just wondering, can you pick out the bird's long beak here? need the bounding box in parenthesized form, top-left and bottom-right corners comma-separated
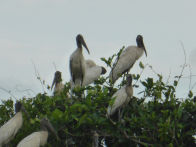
(143, 47, 147, 57)
(21, 106, 30, 120)
(51, 78, 56, 90)
(81, 38, 90, 54)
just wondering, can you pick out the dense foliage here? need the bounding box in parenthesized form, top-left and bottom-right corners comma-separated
(0, 49, 196, 147)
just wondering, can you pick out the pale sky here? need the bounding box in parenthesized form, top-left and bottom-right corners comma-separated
(0, 0, 196, 100)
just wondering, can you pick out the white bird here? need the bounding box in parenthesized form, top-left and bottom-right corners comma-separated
(51, 71, 64, 95)
(70, 60, 107, 88)
(82, 59, 107, 86)
(70, 34, 90, 87)
(0, 102, 29, 147)
(107, 74, 133, 119)
(17, 118, 58, 147)
(109, 35, 147, 83)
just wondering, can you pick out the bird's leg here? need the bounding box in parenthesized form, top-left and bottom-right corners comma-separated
(107, 113, 116, 125)
(120, 108, 125, 123)
(118, 109, 121, 122)
(118, 108, 125, 123)
(70, 88, 73, 98)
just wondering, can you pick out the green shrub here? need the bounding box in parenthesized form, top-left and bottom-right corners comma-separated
(0, 49, 195, 147)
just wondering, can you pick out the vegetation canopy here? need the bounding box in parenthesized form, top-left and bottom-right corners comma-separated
(0, 48, 195, 147)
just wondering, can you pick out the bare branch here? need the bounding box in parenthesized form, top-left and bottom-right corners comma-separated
(122, 131, 153, 146)
(31, 60, 45, 93)
(166, 68, 171, 85)
(188, 64, 192, 91)
(174, 41, 187, 90)
(133, 63, 148, 87)
(53, 62, 57, 71)
(0, 87, 17, 100)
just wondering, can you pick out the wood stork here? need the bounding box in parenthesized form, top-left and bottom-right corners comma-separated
(17, 118, 58, 147)
(109, 35, 147, 83)
(107, 74, 133, 119)
(0, 102, 29, 147)
(51, 71, 64, 95)
(82, 59, 106, 86)
(70, 59, 106, 88)
(70, 34, 90, 87)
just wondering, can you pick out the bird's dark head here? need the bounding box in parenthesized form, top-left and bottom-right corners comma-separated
(126, 74, 132, 86)
(41, 118, 59, 139)
(101, 67, 107, 75)
(15, 101, 22, 113)
(15, 101, 30, 118)
(76, 34, 90, 54)
(51, 71, 62, 89)
(136, 35, 147, 57)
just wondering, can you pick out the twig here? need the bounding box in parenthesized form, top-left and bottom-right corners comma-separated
(148, 64, 159, 75)
(133, 63, 148, 87)
(53, 62, 57, 71)
(174, 41, 187, 90)
(181, 75, 196, 78)
(188, 64, 192, 91)
(31, 60, 45, 93)
(0, 87, 17, 100)
(166, 68, 171, 85)
(110, 47, 124, 84)
(191, 82, 196, 91)
(14, 85, 36, 96)
(122, 131, 153, 146)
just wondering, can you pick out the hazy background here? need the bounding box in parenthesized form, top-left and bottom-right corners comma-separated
(0, 0, 196, 100)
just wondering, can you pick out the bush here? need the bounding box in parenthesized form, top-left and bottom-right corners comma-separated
(0, 49, 195, 147)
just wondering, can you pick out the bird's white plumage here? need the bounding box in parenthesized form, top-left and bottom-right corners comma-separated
(83, 66, 103, 86)
(85, 59, 96, 68)
(0, 112, 23, 146)
(70, 48, 86, 87)
(17, 131, 48, 147)
(53, 82, 64, 95)
(70, 59, 104, 87)
(107, 86, 133, 116)
(109, 46, 144, 83)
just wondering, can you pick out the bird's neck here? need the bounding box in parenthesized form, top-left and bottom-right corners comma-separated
(77, 41, 82, 49)
(137, 40, 145, 49)
(76, 47, 83, 53)
(39, 131, 49, 146)
(15, 111, 23, 117)
(126, 85, 133, 97)
(41, 125, 48, 131)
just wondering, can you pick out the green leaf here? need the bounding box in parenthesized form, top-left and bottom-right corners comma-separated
(174, 80, 178, 86)
(139, 61, 144, 69)
(188, 90, 193, 98)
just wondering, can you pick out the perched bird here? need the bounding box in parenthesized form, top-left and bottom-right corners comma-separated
(51, 71, 64, 95)
(70, 34, 90, 87)
(82, 59, 106, 86)
(109, 35, 147, 83)
(107, 74, 133, 119)
(17, 118, 58, 147)
(0, 102, 29, 147)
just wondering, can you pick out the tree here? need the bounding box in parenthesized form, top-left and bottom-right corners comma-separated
(0, 48, 195, 147)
